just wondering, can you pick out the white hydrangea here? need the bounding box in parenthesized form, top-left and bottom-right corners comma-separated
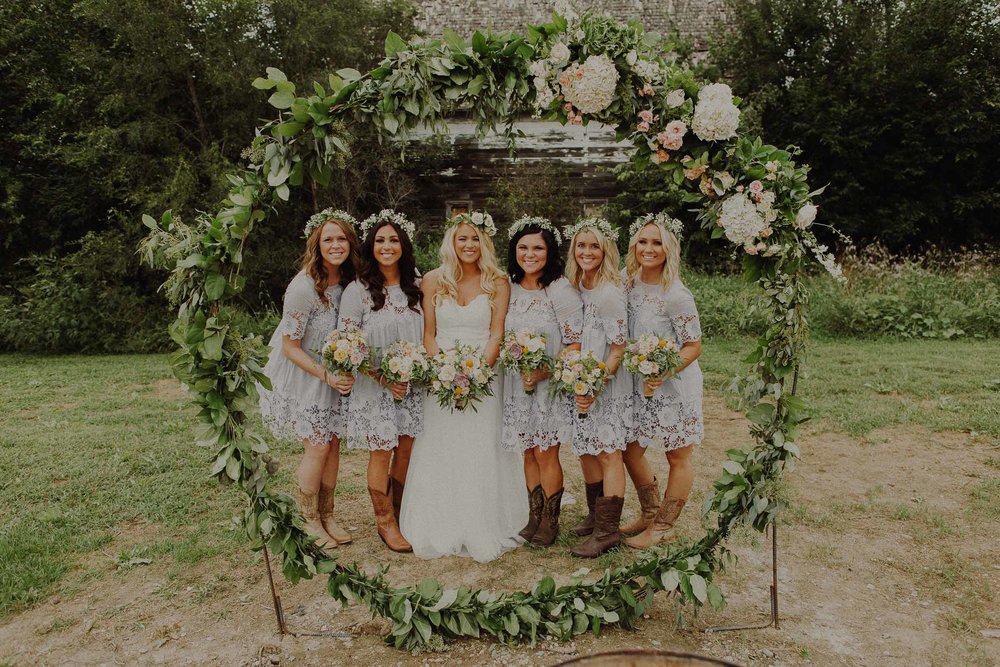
(718, 193, 767, 246)
(559, 54, 619, 114)
(632, 58, 663, 83)
(665, 88, 686, 107)
(529, 60, 550, 79)
(692, 83, 740, 141)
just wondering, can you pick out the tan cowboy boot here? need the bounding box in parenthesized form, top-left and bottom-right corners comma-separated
(624, 495, 686, 549)
(293, 486, 338, 550)
(621, 477, 660, 536)
(570, 481, 603, 536)
(389, 477, 405, 524)
(571, 495, 624, 558)
(518, 485, 544, 541)
(368, 483, 412, 553)
(529, 488, 563, 546)
(318, 485, 352, 545)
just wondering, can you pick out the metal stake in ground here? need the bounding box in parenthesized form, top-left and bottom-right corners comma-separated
(703, 518, 780, 633)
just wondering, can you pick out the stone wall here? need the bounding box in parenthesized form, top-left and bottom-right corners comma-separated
(415, 0, 727, 50)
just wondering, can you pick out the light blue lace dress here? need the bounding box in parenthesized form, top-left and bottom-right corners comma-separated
(338, 280, 424, 451)
(501, 277, 583, 452)
(572, 282, 632, 455)
(258, 271, 344, 444)
(626, 278, 704, 451)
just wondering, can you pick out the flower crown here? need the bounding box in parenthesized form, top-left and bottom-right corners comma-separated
(359, 209, 416, 239)
(629, 212, 684, 240)
(303, 208, 358, 238)
(447, 211, 497, 237)
(508, 215, 563, 246)
(564, 216, 620, 243)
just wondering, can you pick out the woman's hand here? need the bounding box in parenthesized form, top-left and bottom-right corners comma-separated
(575, 394, 596, 413)
(386, 380, 409, 401)
(520, 367, 550, 392)
(323, 371, 355, 396)
(643, 376, 665, 395)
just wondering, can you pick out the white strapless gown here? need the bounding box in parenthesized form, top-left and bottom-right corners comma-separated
(399, 295, 528, 562)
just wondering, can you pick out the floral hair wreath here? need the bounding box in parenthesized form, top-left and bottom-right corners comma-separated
(303, 208, 359, 238)
(447, 210, 498, 237)
(508, 215, 563, 246)
(359, 209, 416, 240)
(629, 212, 684, 240)
(564, 216, 620, 243)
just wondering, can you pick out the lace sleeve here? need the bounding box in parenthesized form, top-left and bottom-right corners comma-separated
(667, 283, 702, 344)
(276, 274, 317, 340)
(597, 285, 628, 346)
(337, 281, 366, 330)
(549, 278, 584, 345)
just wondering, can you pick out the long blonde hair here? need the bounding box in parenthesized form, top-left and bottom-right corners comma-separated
(301, 217, 360, 304)
(566, 226, 622, 289)
(435, 223, 504, 307)
(625, 221, 681, 289)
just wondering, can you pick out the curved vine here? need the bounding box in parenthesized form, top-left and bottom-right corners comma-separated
(140, 9, 838, 651)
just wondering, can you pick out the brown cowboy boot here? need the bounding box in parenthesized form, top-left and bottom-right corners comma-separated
(317, 485, 352, 545)
(389, 477, 405, 524)
(518, 485, 544, 541)
(293, 486, 338, 550)
(529, 488, 564, 546)
(571, 495, 624, 558)
(624, 495, 687, 549)
(570, 481, 603, 536)
(621, 478, 660, 536)
(368, 483, 412, 553)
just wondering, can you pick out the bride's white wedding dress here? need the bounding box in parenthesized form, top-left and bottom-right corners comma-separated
(400, 294, 528, 562)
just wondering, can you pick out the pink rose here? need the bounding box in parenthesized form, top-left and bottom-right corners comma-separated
(656, 149, 670, 162)
(749, 180, 764, 195)
(663, 136, 683, 151)
(760, 227, 773, 238)
(564, 103, 574, 112)
(638, 109, 655, 123)
(641, 82, 655, 97)
(744, 244, 758, 255)
(684, 165, 706, 180)
(637, 120, 650, 132)
(665, 120, 687, 138)
(656, 131, 670, 145)
(571, 115, 583, 125)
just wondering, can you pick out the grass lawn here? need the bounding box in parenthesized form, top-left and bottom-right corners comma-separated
(1, 339, 998, 619)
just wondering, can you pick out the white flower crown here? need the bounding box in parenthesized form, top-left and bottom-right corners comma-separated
(508, 215, 563, 246)
(564, 216, 620, 243)
(447, 211, 497, 237)
(303, 208, 359, 238)
(629, 212, 684, 240)
(359, 209, 416, 240)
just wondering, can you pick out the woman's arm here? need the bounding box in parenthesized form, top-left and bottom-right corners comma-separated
(483, 277, 510, 366)
(421, 270, 440, 356)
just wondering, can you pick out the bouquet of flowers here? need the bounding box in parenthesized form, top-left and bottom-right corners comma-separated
(428, 344, 495, 412)
(378, 340, 431, 402)
(550, 349, 609, 419)
(319, 327, 371, 397)
(498, 329, 552, 395)
(623, 334, 682, 398)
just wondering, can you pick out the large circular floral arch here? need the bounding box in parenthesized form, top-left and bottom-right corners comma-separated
(141, 10, 838, 651)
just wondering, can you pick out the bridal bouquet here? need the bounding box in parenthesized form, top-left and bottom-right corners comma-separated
(428, 344, 495, 412)
(378, 340, 431, 402)
(498, 329, 551, 395)
(623, 334, 682, 398)
(550, 349, 609, 419)
(319, 327, 371, 397)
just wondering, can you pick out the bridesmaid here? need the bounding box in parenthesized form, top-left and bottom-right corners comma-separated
(563, 217, 631, 558)
(621, 214, 704, 549)
(339, 210, 423, 553)
(258, 209, 360, 551)
(502, 216, 582, 547)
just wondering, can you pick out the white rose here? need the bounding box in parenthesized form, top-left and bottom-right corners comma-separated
(665, 88, 686, 107)
(549, 42, 571, 64)
(626, 50, 637, 66)
(529, 60, 550, 79)
(471, 211, 484, 224)
(560, 370, 575, 384)
(794, 203, 818, 229)
(438, 365, 457, 382)
(638, 360, 658, 376)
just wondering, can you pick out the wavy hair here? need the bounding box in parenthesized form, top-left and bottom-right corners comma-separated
(625, 221, 681, 289)
(565, 225, 622, 290)
(435, 224, 504, 308)
(300, 216, 360, 305)
(358, 221, 422, 312)
(507, 225, 565, 288)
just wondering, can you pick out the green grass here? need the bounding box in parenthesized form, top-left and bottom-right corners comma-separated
(1, 338, 998, 618)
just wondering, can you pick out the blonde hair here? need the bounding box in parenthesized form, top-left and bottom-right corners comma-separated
(566, 226, 622, 289)
(301, 217, 360, 304)
(625, 221, 681, 289)
(435, 223, 504, 307)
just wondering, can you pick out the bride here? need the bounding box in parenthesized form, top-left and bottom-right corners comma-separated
(399, 213, 528, 562)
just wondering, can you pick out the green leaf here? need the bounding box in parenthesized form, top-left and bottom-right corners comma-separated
(534, 576, 555, 598)
(274, 121, 305, 137)
(384, 31, 407, 57)
(471, 31, 488, 54)
(336, 68, 363, 82)
(689, 574, 708, 603)
(383, 114, 399, 135)
(204, 273, 227, 301)
(430, 588, 458, 611)
(416, 578, 440, 600)
(707, 584, 726, 609)
(443, 28, 466, 52)
(202, 333, 223, 360)
(747, 402, 776, 425)
(265, 67, 287, 82)
(660, 569, 680, 591)
(268, 90, 295, 109)
(467, 75, 485, 95)
(252, 77, 275, 90)
(142, 214, 158, 230)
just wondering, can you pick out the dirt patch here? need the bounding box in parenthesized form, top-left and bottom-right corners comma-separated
(149, 379, 187, 401)
(2, 397, 999, 667)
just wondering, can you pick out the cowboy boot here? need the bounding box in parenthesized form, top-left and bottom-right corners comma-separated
(389, 477, 404, 524)
(571, 495, 624, 558)
(529, 488, 564, 546)
(318, 485, 352, 545)
(518, 485, 544, 541)
(570, 481, 603, 536)
(368, 483, 412, 553)
(621, 477, 660, 536)
(293, 486, 338, 550)
(624, 495, 687, 549)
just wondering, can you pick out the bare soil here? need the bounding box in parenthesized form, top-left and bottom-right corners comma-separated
(2, 397, 998, 667)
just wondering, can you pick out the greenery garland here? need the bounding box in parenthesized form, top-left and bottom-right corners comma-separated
(140, 9, 837, 651)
